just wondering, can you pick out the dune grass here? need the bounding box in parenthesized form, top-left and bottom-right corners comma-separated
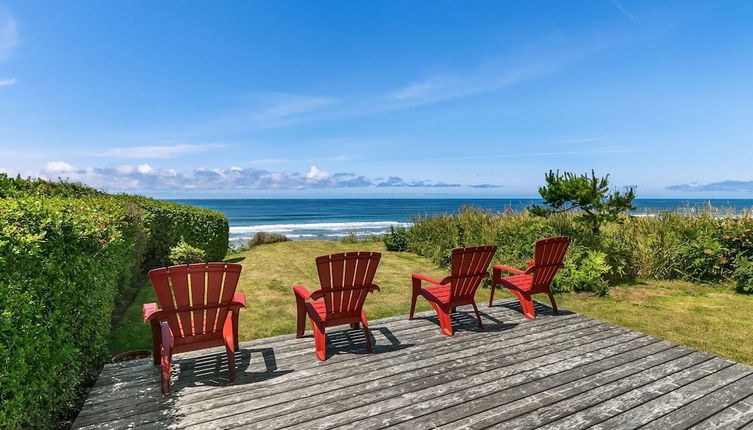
(109, 241, 753, 365)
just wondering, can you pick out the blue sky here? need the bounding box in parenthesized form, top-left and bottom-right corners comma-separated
(1, 1, 752, 198)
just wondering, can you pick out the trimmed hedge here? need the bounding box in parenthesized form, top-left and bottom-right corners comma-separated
(0, 175, 228, 429)
(123, 196, 228, 267)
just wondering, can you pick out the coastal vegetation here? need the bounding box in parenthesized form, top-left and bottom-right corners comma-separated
(0, 175, 228, 429)
(386, 170, 752, 297)
(110, 241, 753, 366)
(528, 169, 636, 234)
(389, 206, 753, 296)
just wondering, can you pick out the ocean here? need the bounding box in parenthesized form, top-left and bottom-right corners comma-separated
(173, 198, 753, 244)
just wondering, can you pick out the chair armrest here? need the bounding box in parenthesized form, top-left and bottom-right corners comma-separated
(293, 285, 313, 300)
(411, 273, 443, 285)
(232, 292, 246, 307)
(293, 285, 324, 301)
(493, 265, 526, 275)
(143, 302, 161, 322)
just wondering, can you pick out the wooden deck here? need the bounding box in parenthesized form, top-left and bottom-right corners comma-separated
(73, 299, 753, 429)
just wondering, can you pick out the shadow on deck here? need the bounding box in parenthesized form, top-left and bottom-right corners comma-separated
(73, 299, 753, 429)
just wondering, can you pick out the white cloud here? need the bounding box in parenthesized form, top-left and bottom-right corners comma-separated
(305, 165, 330, 180)
(18, 162, 496, 191)
(94, 143, 226, 159)
(0, 77, 15, 87)
(44, 161, 75, 173)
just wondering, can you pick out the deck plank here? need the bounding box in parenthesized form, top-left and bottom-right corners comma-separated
(71, 299, 753, 430)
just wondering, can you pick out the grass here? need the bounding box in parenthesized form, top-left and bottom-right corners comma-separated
(109, 241, 753, 365)
(558, 280, 753, 365)
(108, 241, 453, 352)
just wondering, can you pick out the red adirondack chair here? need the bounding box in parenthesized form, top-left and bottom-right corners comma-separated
(294, 252, 381, 361)
(489, 236, 571, 319)
(143, 262, 245, 395)
(409, 245, 497, 336)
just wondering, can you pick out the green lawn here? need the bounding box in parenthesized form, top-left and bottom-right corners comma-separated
(109, 241, 753, 365)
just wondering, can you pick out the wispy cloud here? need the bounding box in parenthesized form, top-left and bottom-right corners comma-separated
(15, 162, 496, 191)
(468, 184, 503, 189)
(93, 143, 227, 159)
(250, 92, 337, 126)
(0, 77, 15, 87)
(399, 147, 644, 163)
(609, 0, 635, 21)
(204, 92, 339, 131)
(0, 16, 18, 61)
(176, 35, 605, 134)
(667, 180, 753, 192)
(374, 176, 461, 188)
(555, 137, 601, 144)
(379, 38, 601, 111)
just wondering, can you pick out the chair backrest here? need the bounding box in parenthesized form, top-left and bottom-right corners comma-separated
(448, 245, 497, 300)
(530, 236, 571, 289)
(315, 252, 381, 318)
(148, 262, 242, 339)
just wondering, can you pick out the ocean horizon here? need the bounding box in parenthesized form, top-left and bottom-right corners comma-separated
(173, 198, 753, 243)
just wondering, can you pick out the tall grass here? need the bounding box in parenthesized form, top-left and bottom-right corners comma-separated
(388, 206, 753, 294)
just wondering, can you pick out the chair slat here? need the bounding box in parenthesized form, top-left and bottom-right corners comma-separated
(449, 245, 496, 300)
(168, 266, 192, 337)
(189, 263, 207, 334)
(205, 263, 226, 333)
(314, 252, 381, 317)
(330, 254, 345, 312)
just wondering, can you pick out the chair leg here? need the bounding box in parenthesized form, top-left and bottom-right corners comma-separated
(159, 322, 174, 396)
(409, 277, 420, 320)
(471, 302, 484, 328)
(232, 310, 240, 350)
(150, 320, 161, 366)
(430, 302, 453, 336)
(222, 315, 237, 382)
(488, 281, 497, 307)
(295, 296, 307, 338)
(160, 345, 172, 396)
(312, 320, 327, 361)
(515, 291, 536, 320)
(547, 290, 559, 315)
(361, 312, 372, 353)
(226, 344, 236, 382)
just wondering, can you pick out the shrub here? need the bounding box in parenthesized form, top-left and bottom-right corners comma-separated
(123, 196, 228, 267)
(402, 205, 753, 294)
(248, 232, 290, 247)
(168, 240, 207, 264)
(553, 249, 611, 295)
(0, 196, 142, 428)
(0, 174, 229, 428)
(734, 259, 753, 294)
(383, 225, 410, 251)
(340, 229, 359, 244)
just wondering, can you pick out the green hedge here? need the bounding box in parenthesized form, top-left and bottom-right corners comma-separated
(0, 175, 228, 428)
(0, 196, 144, 428)
(123, 196, 228, 267)
(388, 207, 753, 295)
